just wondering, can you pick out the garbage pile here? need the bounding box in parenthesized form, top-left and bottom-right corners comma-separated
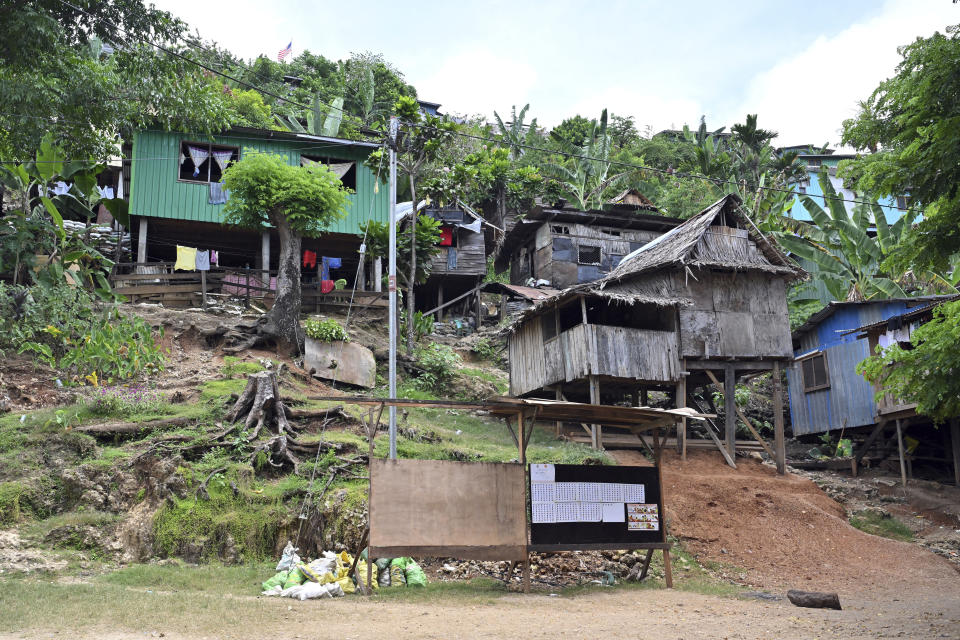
(261, 542, 427, 601)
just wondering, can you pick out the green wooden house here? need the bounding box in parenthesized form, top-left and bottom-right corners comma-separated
(128, 126, 387, 287)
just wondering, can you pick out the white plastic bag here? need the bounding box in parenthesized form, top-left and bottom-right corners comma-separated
(280, 584, 306, 599)
(260, 585, 283, 597)
(296, 582, 344, 600)
(276, 541, 301, 572)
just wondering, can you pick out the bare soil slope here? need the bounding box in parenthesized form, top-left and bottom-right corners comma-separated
(611, 448, 959, 596)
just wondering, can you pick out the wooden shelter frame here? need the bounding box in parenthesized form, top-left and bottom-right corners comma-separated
(310, 394, 711, 592)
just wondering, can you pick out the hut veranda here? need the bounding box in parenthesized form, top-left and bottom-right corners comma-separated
(506, 194, 805, 471)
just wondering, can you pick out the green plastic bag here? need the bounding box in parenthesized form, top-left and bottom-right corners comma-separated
(283, 566, 306, 589)
(262, 570, 288, 591)
(404, 560, 427, 587)
(375, 558, 393, 587)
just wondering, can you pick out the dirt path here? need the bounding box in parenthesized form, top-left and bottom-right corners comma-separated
(2, 586, 958, 640)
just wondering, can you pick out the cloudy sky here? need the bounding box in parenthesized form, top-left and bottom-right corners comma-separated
(154, 0, 953, 147)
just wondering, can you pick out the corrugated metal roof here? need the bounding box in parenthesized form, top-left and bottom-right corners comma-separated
(481, 282, 559, 301)
(792, 295, 957, 338)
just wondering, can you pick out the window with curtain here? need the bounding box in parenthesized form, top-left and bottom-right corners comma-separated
(301, 155, 356, 190)
(179, 142, 239, 183)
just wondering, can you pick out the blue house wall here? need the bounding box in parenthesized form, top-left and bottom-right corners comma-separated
(789, 158, 902, 224)
(787, 300, 913, 436)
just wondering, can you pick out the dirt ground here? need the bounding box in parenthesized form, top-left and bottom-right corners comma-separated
(1, 584, 959, 640)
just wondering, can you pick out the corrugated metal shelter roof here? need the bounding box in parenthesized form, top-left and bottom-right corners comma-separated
(793, 295, 957, 339)
(481, 282, 560, 301)
(840, 295, 959, 337)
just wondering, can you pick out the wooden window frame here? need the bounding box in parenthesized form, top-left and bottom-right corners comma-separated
(577, 243, 602, 266)
(799, 351, 830, 392)
(177, 141, 240, 185)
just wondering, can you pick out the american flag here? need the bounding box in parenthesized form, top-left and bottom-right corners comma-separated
(277, 41, 292, 62)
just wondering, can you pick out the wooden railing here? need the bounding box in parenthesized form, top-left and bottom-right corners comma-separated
(108, 262, 386, 311)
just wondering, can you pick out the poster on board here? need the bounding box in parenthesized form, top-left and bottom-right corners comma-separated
(529, 464, 664, 548)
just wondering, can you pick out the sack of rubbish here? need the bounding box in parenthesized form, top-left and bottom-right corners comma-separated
(375, 558, 392, 587)
(282, 566, 307, 590)
(295, 582, 344, 600)
(261, 585, 283, 597)
(261, 570, 289, 592)
(276, 541, 301, 572)
(389, 557, 408, 586)
(353, 560, 379, 591)
(404, 560, 428, 587)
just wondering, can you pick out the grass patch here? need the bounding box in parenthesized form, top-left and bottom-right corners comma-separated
(373, 577, 508, 603)
(850, 510, 914, 542)
(220, 356, 266, 379)
(100, 561, 274, 596)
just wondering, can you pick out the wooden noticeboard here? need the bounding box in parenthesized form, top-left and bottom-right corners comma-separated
(528, 463, 665, 551)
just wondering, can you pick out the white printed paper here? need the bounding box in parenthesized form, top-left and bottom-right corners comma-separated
(601, 503, 625, 522)
(578, 502, 602, 522)
(532, 502, 556, 523)
(530, 463, 555, 483)
(555, 502, 580, 522)
(554, 482, 580, 502)
(599, 483, 624, 502)
(579, 482, 601, 502)
(623, 483, 645, 503)
(531, 482, 555, 503)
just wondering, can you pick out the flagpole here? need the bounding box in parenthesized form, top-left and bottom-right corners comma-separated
(387, 117, 398, 460)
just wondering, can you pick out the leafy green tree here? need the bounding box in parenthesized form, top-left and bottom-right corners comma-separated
(551, 115, 594, 147)
(608, 114, 639, 149)
(227, 89, 275, 129)
(0, 1, 234, 161)
(775, 172, 955, 302)
(390, 96, 458, 352)
(360, 214, 442, 292)
(858, 299, 960, 423)
(222, 152, 350, 348)
(840, 25, 960, 273)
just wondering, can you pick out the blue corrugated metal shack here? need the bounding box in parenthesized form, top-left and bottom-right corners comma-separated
(788, 297, 948, 436)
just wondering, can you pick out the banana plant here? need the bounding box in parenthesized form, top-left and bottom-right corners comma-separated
(493, 103, 537, 160)
(275, 94, 344, 137)
(545, 109, 629, 210)
(775, 172, 956, 302)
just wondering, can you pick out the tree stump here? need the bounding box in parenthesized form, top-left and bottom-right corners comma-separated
(226, 371, 300, 472)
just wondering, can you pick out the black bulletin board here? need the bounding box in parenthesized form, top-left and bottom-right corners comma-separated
(528, 464, 665, 550)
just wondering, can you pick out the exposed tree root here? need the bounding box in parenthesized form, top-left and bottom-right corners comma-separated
(77, 416, 193, 436)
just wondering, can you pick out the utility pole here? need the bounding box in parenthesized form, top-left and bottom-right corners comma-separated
(388, 116, 399, 459)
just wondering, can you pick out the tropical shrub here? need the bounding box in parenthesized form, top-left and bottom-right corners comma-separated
(89, 385, 167, 417)
(303, 317, 349, 342)
(412, 343, 461, 391)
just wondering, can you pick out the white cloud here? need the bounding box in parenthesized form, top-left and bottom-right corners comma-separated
(411, 48, 539, 120)
(724, 0, 950, 147)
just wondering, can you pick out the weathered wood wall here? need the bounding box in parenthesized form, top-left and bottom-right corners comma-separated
(509, 318, 680, 396)
(429, 228, 486, 277)
(509, 223, 663, 288)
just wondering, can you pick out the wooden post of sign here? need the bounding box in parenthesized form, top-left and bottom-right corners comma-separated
(896, 420, 908, 487)
(651, 427, 673, 588)
(724, 365, 736, 458)
(773, 361, 786, 475)
(518, 410, 531, 594)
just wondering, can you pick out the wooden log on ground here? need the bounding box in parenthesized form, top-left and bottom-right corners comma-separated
(786, 590, 842, 610)
(77, 416, 192, 435)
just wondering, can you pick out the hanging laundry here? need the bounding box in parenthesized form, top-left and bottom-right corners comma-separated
(303, 250, 317, 269)
(210, 250, 218, 265)
(209, 182, 229, 205)
(195, 250, 210, 271)
(175, 246, 197, 271)
(320, 256, 342, 280)
(439, 226, 454, 246)
(320, 280, 335, 294)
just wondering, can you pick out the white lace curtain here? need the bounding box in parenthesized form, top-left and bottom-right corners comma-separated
(211, 149, 234, 174)
(186, 145, 210, 177)
(301, 157, 354, 179)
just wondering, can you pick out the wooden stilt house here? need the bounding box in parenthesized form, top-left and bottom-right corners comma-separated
(506, 194, 804, 471)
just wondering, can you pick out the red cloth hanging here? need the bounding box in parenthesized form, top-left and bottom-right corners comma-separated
(439, 226, 454, 246)
(320, 279, 335, 294)
(303, 250, 317, 268)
